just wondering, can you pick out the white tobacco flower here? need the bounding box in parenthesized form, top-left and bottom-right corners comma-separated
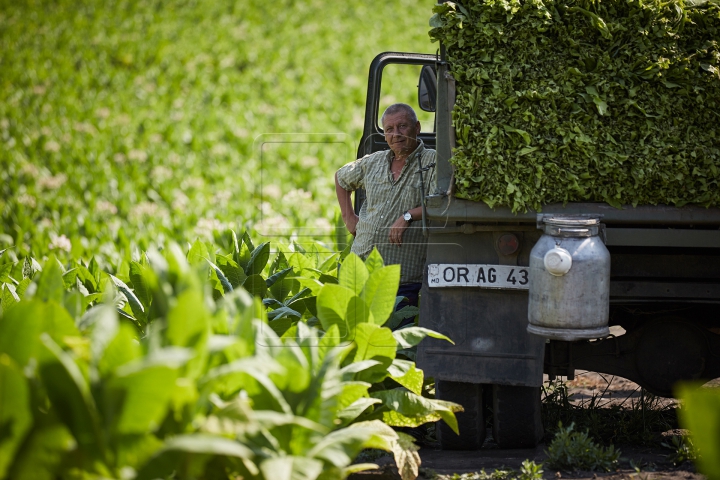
(129, 201, 161, 219)
(151, 166, 173, 183)
(171, 190, 189, 211)
(49, 234, 72, 252)
(20, 163, 39, 176)
(182, 177, 205, 190)
(313, 217, 332, 230)
(38, 173, 68, 190)
(43, 140, 61, 152)
(96, 200, 118, 215)
(285, 188, 312, 204)
(262, 184, 282, 199)
(17, 193, 36, 208)
(194, 218, 224, 240)
(300, 156, 319, 168)
(213, 190, 232, 204)
(167, 152, 181, 165)
(255, 215, 290, 232)
(127, 149, 148, 162)
(210, 143, 229, 156)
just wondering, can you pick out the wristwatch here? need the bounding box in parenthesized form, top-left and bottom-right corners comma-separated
(403, 211, 413, 223)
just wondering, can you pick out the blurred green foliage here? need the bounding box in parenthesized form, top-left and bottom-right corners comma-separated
(677, 383, 720, 478)
(0, 0, 434, 263)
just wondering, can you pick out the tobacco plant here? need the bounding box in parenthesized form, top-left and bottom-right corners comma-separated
(0, 235, 460, 480)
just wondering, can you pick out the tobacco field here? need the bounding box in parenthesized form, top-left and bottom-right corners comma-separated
(0, 0, 434, 263)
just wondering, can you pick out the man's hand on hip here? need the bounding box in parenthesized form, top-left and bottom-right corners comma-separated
(389, 215, 411, 245)
(344, 213, 360, 236)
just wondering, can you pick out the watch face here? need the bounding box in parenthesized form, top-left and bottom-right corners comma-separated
(404, 212, 412, 221)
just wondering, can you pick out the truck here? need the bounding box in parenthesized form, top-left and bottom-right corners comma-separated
(354, 49, 720, 449)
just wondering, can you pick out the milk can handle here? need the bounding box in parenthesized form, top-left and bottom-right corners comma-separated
(557, 227, 589, 234)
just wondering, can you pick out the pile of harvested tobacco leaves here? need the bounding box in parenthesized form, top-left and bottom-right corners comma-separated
(430, 0, 720, 212)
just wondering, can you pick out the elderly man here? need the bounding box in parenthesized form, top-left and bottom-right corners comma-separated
(335, 103, 436, 314)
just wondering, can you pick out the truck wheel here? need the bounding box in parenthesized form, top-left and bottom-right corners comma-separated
(492, 384, 543, 449)
(435, 380, 486, 450)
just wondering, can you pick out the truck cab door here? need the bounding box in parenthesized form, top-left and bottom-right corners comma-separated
(354, 52, 438, 213)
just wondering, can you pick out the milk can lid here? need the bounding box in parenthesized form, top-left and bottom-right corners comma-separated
(542, 215, 602, 227)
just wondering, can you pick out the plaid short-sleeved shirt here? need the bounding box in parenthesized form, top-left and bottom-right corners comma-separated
(336, 142, 437, 284)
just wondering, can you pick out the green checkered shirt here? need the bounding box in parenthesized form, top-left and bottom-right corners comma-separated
(336, 142, 437, 284)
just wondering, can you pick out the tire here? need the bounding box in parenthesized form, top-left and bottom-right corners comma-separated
(492, 384, 543, 449)
(435, 380, 486, 450)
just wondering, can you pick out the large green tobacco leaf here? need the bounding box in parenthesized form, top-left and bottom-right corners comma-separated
(201, 356, 292, 414)
(337, 398, 382, 425)
(393, 327, 454, 349)
(136, 434, 257, 480)
(243, 274, 269, 298)
(0, 261, 14, 284)
(316, 284, 355, 338)
(110, 274, 146, 323)
(1, 283, 20, 311)
(86, 304, 119, 363)
(259, 456, 323, 480)
(371, 389, 462, 434)
(338, 254, 368, 295)
(0, 299, 79, 367)
(246, 243, 271, 276)
(0, 355, 32, 478)
(108, 363, 182, 434)
(38, 334, 107, 464)
(351, 323, 396, 384)
(35, 256, 65, 304)
(97, 322, 142, 377)
(306, 425, 385, 469)
(361, 264, 401, 327)
(128, 261, 153, 311)
(387, 359, 424, 395)
(166, 289, 209, 348)
(216, 254, 248, 289)
(5, 411, 76, 480)
(431, 0, 720, 211)
(363, 249, 385, 275)
(336, 382, 372, 411)
(327, 420, 420, 480)
(187, 239, 212, 266)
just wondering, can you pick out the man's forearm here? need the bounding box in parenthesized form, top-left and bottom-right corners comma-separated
(335, 172, 355, 219)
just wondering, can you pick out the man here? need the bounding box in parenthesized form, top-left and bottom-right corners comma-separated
(335, 103, 436, 314)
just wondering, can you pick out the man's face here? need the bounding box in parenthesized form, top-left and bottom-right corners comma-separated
(382, 111, 421, 158)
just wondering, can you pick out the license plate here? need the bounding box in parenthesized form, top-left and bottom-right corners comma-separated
(428, 264, 530, 290)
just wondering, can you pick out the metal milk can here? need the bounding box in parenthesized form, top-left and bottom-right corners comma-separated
(527, 214, 611, 341)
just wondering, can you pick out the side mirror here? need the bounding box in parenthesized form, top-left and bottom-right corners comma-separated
(418, 65, 437, 112)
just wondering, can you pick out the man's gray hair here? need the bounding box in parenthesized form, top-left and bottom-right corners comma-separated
(381, 103, 418, 127)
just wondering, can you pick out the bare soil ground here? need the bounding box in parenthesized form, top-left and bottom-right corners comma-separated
(352, 370, 715, 480)
(354, 440, 703, 480)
